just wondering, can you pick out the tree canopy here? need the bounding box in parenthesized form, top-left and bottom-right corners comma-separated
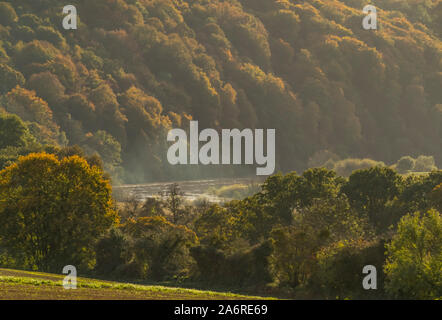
(0, 0, 439, 182)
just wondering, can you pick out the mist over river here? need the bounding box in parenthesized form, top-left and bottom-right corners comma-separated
(113, 178, 263, 203)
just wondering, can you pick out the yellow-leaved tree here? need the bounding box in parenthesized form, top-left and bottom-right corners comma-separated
(0, 153, 119, 272)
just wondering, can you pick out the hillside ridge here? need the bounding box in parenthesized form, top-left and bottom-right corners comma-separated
(0, 0, 440, 182)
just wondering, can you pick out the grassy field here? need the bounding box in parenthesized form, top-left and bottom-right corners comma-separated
(0, 268, 274, 300)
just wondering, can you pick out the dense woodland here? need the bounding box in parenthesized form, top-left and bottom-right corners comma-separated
(0, 0, 440, 182)
(0, 152, 440, 299)
(0, 0, 441, 300)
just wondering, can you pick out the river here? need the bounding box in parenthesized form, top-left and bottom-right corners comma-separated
(113, 177, 263, 203)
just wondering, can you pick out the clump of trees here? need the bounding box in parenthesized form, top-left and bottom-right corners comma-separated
(310, 155, 439, 177)
(95, 216, 198, 281)
(394, 155, 438, 174)
(100, 166, 441, 299)
(0, 154, 440, 298)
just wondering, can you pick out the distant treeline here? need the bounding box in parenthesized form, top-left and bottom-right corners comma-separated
(0, 0, 441, 182)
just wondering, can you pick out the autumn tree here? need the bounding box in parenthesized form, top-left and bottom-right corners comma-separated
(0, 153, 118, 272)
(27, 71, 66, 106)
(4, 86, 63, 145)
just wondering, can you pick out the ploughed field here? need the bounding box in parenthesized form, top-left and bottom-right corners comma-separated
(0, 268, 273, 300)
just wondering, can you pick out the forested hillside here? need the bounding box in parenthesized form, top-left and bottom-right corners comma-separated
(0, 0, 441, 183)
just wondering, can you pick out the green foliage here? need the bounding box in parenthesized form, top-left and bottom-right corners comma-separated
(312, 239, 386, 299)
(35, 26, 64, 47)
(0, 160, 441, 299)
(342, 167, 403, 231)
(194, 204, 240, 251)
(0, 64, 25, 94)
(431, 184, 442, 211)
(269, 195, 371, 292)
(4, 86, 63, 145)
(397, 170, 442, 214)
(95, 228, 132, 277)
(190, 241, 272, 288)
(269, 224, 319, 290)
(0, 142, 50, 171)
(0, 112, 33, 149)
(384, 209, 442, 299)
(81, 49, 104, 70)
(82, 130, 122, 167)
(296, 168, 343, 207)
(122, 216, 198, 280)
(0, 0, 440, 299)
(294, 196, 372, 245)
